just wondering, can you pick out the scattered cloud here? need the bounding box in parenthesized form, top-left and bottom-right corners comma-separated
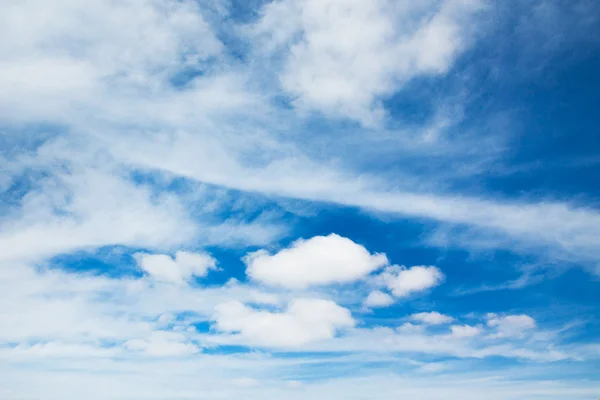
(364, 290, 395, 308)
(212, 298, 355, 347)
(411, 311, 454, 325)
(397, 322, 426, 334)
(487, 314, 536, 338)
(450, 324, 482, 338)
(245, 234, 388, 289)
(0, 169, 197, 265)
(134, 251, 217, 285)
(251, 0, 484, 125)
(378, 265, 444, 297)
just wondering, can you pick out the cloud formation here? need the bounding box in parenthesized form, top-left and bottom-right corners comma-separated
(410, 311, 454, 325)
(378, 265, 445, 297)
(364, 290, 395, 308)
(1, 0, 599, 398)
(245, 234, 388, 288)
(213, 298, 355, 347)
(252, 0, 484, 125)
(134, 251, 217, 284)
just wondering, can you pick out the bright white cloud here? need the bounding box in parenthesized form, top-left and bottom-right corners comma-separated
(378, 265, 444, 297)
(0, 169, 197, 265)
(244, 234, 388, 289)
(252, 0, 484, 125)
(487, 314, 536, 338)
(450, 324, 482, 338)
(364, 290, 395, 308)
(134, 251, 217, 284)
(411, 311, 454, 325)
(212, 298, 355, 347)
(0, 0, 223, 123)
(115, 135, 600, 269)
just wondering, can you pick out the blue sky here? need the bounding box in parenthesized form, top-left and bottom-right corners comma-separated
(1, 0, 599, 399)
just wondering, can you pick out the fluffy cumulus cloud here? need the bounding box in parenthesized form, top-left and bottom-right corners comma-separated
(134, 251, 217, 284)
(251, 0, 484, 125)
(244, 234, 388, 289)
(378, 265, 444, 297)
(364, 290, 395, 308)
(212, 298, 355, 347)
(411, 311, 454, 325)
(397, 322, 426, 334)
(450, 324, 482, 338)
(487, 314, 536, 338)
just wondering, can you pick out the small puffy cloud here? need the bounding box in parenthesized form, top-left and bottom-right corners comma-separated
(397, 322, 426, 334)
(378, 265, 444, 297)
(410, 311, 454, 325)
(487, 314, 536, 338)
(450, 324, 481, 338)
(213, 298, 355, 348)
(134, 251, 217, 284)
(244, 234, 388, 289)
(364, 290, 395, 308)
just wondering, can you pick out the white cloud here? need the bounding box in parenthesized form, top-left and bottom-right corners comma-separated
(0, 260, 286, 345)
(0, 1, 597, 398)
(0, 350, 597, 400)
(487, 314, 536, 338)
(244, 234, 388, 289)
(0, 256, 580, 374)
(378, 265, 444, 297)
(1, 0, 599, 272)
(134, 251, 217, 285)
(450, 324, 481, 338)
(124, 331, 199, 357)
(0, 0, 223, 123)
(0, 169, 197, 265)
(411, 311, 454, 325)
(115, 134, 600, 270)
(251, 0, 484, 125)
(364, 290, 395, 308)
(212, 298, 355, 347)
(397, 322, 426, 334)
(305, 324, 571, 362)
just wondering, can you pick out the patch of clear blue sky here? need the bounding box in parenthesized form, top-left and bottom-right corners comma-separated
(384, 0, 600, 201)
